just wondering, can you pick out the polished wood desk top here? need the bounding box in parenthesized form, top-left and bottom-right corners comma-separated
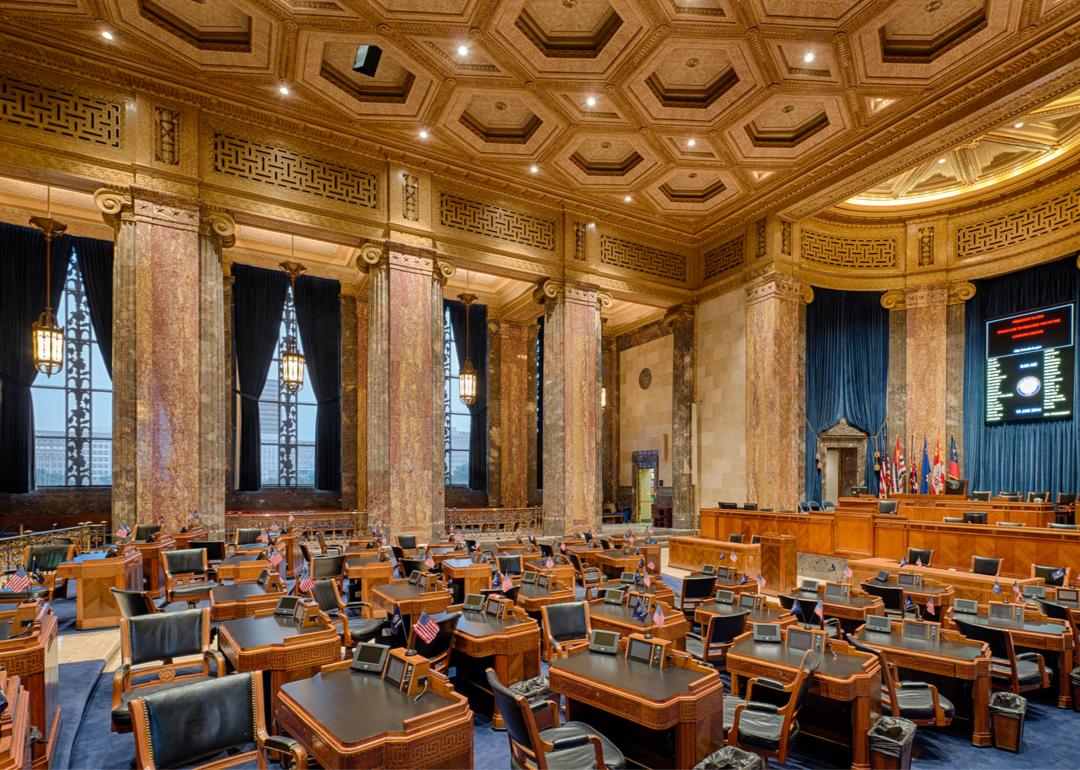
(210, 582, 282, 621)
(694, 601, 793, 627)
(849, 558, 1040, 603)
(551, 651, 713, 703)
(667, 537, 762, 577)
(449, 609, 533, 638)
(514, 582, 576, 612)
(211, 582, 271, 601)
(854, 625, 988, 662)
(947, 608, 1069, 638)
(599, 578, 675, 605)
(861, 577, 953, 596)
(728, 634, 875, 679)
(440, 558, 490, 573)
(588, 600, 689, 650)
(219, 613, 333, 649)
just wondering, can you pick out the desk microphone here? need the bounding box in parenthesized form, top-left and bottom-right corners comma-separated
(412, 680, 429, 702)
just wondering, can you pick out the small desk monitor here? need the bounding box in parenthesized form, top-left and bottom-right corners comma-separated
(629, 593, 652, 613)
(274, 596, 300, 616)
(1057, 588, 1079, 604)
(876, 570, 891, 583)
(738, 593, 760, 611)
(824, 583, 849, 602)
(463, 594, 484, 613)
(799, 579, 819, 593)
(619, 571, 637, 584)
(537, 575, 550, 589)
(715, 589, 735, 605)
(701, 564, 716, 576)
(603, 588, 625, 605)
(383, 655, 406, 689)
(785, 627, 824, 655)
(954, 598, 979, 615)
(1022, 585, 1046, 600)
(989, 602, 1022, 625)
(865, 615, 892, 633)
(408, 570, 422, 585)
(522, 571, 538, 585)
(752, 622, 782, 643)
(351, 642, 389, 674)
(588, 630, 620, 655)
(897, 572, 923, 589)
(626, 637, 654, 664)
(902, 620, 938, 643)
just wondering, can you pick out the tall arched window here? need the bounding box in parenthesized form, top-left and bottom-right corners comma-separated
(444, 305, 471, 486)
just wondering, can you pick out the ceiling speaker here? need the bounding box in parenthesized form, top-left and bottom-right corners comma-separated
(353, 45, 382, 77)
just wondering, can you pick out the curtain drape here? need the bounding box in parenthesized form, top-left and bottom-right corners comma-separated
(446, 298, 489, 491)
(805, 288, 890, 502)
(293, 274, 342, 492)
(70, 235, 114, 377)
(963, 254, 1079, 498)
(536, 314, 544, 490)
(0, 222, 69, 493)
(232, 264, 288, 491)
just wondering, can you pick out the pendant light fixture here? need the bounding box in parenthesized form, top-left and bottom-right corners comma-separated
(279, 240, 306, 393)
(457, 272, 478, 407)
(30, 187, 67, 376)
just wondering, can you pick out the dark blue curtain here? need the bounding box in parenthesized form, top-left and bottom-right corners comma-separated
(446, 298, 488, 491)
(805, 288, 889, 502)
(963, 255, 1079, 498)
(294, 274, 341, 492)
(71, 235, 114, 377)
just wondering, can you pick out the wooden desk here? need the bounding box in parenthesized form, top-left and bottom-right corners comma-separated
(609, 539, 661, 575)
(668, 537, 762, 579)
(122, 538, 175, 598)
(792, 589, 883, 626)
(860, 577, 955, 622)
(429, 547, 468, 567)
(215, 553, 271, 583)
(598, 578, 675, 608)
(849, 558, 1040, 604)
(440, 558, 492, 604)
(523, 558, 576, 588)
(167, 528, 209, 549)
(548, 648, 724, 768)
(446, 608, 541, 730)
(727, 634, 880, 770)
(700, 508, 835, 555)
(0, 603, 59, 768)
(54, 549, 142, 629)
(274, 531, 301, 578)
(588, 550, 645, 578)
(514, 581, 576, 614)
(694, 601, 794, 630)
(853, 621, 991, 745)
(840, 495, 1056, 528)
(217, 613, 340, 727)
(0, 670, 31, 770)
(209, 583, 283, 621)
(494, 541, 536, 555)
(344, 556, 394, 604)
(275, 665, 472, 768)
(946, 608, 1075, 708)
(588, 600, 688, 651)
(371, 581, 451, 623)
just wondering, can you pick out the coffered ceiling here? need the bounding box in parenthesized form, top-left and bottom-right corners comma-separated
(1, 0, 1079, 239)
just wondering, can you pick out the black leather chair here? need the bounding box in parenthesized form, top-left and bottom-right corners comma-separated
(778, 594, 840, 637)
(135, 524, 162, 541)
(112, 608, 224, 732)
(110, 587, 158, 618)
(1032, 564, 1070, 587)
(1027, 491, 1050, 503)
(487, 668, 625, 770)
(499, 555, 524, 575)
(1034, 597, 1071, 622)
(686, 611, 747, 670)
(728, 534, 744, 543)
(953, 617, 1051, 695)
(541, 602, 590, 660)
(970, 490, 991, 501)
(963, 511, 988, 524)
(878, 501, 899, 514)
(971, 556, 1001, 576)
(234, 528, 262, 549)
(906, 548, 933, 567)
(1055, 492, 1077, 524)
(310, 554, 345, 586)
(568, 553, 602, 600)
(397, 557, 424, 579)
(998, 493, 1020, 502)
(847, 635, 953, 727)
(163, 548, 217, 607)
(128, 672, 306, 770)
(750, 535, 761, 544)
(189, 539, 226, 563)
(674, 575, 717, 615)
(726, 657, 815, 765)
(397, 534, 418, 550)
(860, 582, 919, 620)
(742, 503, 758, 511)
(408, 611, 460, 672)
(22, 543, 76, 600)
(307, 579, 385, 648)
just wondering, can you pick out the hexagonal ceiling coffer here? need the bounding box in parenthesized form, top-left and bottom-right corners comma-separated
(745, 108, 830, 148)
(319, 42, 415, 104)
(515, 0, 623, 59)
(659, 176, 726, 203)
(459, 96, 543, 144)
(555, 134, 657, 186)
(645, 65, 738, 109)
(569, 143, 644, 176)
(880, 0, 988, 63)
(138, 0, 252, 52)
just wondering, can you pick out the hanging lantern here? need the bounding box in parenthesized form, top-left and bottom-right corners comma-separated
(458, 292, 478, 407)
(30, 213, 67, 376)
(279, 255, 306, 393)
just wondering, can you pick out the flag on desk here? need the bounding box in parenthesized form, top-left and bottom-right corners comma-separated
(756, 574, 765, 590)
(647, 560, 655, 571)
(501, 572, 514, 593)
(1053, 568, 1066, 582)
(492, 571, 502, 589)
(288, 514, 295, 523)
(257, 529, 268, 543)
(843, 565, 852, 580)
(791, 598, 802, 619)
(925, 596, 935, 616)
(390, 607, 404, 634)
(905, 596, 915, 613)
(115, 523, 131, 539)
(638, 557, 645, 571)
(813, 600, 824, 621)
(424, 551, 435, 569)
(730, 551, 738, 563)
(267, 548, 283, 567)
(632, 599, 649, 622)
(643, 573, 652, 588)
(545, 557, 555, 569)
(899, 557, 908, 567)
(915, 558, 923, 568)
(415, 611, 439, 644)
(652, 603, 665, 627)
(992, 580, 1002, 596)
(4, 568, 29, 593)
(298, 566, 314, 594)
(560, 542, 567, 553)
(1013, 580, 1022, 603)
(948, 434, 961, 481)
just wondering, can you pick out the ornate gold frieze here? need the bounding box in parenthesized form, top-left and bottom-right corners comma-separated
(438, 192, 556, 252)
(154, 107, 180, 166)
(402, 173, 420, 222)
(0, 76, 123, 149)
(800, 228, 898, 269)
(703, 235, 744, 280)
(598, 234, 686, 282)
(955, 186, 1080, 260)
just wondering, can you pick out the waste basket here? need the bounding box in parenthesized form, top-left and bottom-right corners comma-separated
(868, 716, 916, 770)
(693, 746, 764, 770)
(989, 691, 1027, 752)
(1070, 666, 1080, 713)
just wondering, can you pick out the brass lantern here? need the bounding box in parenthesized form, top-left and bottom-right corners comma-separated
(280, 255, 306, 394)
(30, 212, 67, 376)
(457, 292, 478, 407)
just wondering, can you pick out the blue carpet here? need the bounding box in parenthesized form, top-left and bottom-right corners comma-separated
(52, 660, 105, 770)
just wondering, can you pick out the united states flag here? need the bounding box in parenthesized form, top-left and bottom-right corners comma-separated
(5, 568, 29, 593)
(267, 548, 283, 567)
(415, 611, 439, 644)
(756, 574, 767, 590)
(501, 572, 513, 592)
(652, 603, 665, 627)
(257, 530, 268, 543)
(115, 523, 131, 539)
(643, 573, 651, 588)
(298, 567, 314, 594)
(814, 600, 824, 621)
(424, 552, 435, 569)
(647, 560, 655, 571)
(560, 542, 566, 553)
(925, 596, 935, 615)
(545, 557, 555, 569)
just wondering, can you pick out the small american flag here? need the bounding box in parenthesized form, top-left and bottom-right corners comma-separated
(647, 560, 655, 571)
(814, 600, 824, 620)
(925, 596, 935, 615)
(501, 572, 513, 592)
(415, 611, 439, 644)
(652, 603, 665, 627)
(730, 551, 737, 563)
(267, 548, 283, 567)
(756, 574, 766, 590)
(1013, 580, 1022, 602)
(424, 552, 435, 569)
(298, 567, 314, 594)
(560, 542, 566, 553)
(643, 573, 651, 587)
(843, 565, 852, 580)
(545, 557, 555, 569)
(257, 530, 268, 543)
(5, 568, 29, 593)
(115, 523, 131, 539)
(915, 558, 923, 568)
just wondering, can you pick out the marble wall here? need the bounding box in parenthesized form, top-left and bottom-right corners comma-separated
(904, 285, 949, 449)
(618, 334, 674, 488)
(695, 289, 747, 511)
(497, 321, 530, 507)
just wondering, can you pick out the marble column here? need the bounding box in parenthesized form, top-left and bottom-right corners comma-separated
(487, 321, 503, 507)
(601, 331, 618, 505)
(745, 273, 808, 511)
(668, 305, 696, 529)
(364, 242, 451, 542)
(94, 188, 203, 532)
(498, 321, 530, 508)
(526, 321, 541, 507)
(539, 280, 602, 535)
(355, 292, 369, 523)
(340, 286, 360, 512)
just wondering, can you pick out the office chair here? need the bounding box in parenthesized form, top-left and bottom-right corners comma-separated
(822, 501, 836, 512)
(112, 608, 224, 733)
(741, 503, 758, 511)
(487, 668, 626, 770)
(397, 534, 418, 550)
(963, 511, 988, 524)
(233, 527, 262, 549)
(970, 490, 991, 502)
(20, 543, 76, 600)
(970, 556, 1001, 576)
(726, 656, 815, 765)
(686, 611, 747, 670)
(953, 617, 1051, 695)
(307, 579, 385, 648)
(906, 548, 933, 567)
(807, 501, 822, 512)
(1033, 597, 1071, 622)
(847, 636, 954, 727)
(397, 557, 424, 579)
(797, 501, 811, 513)
(498, 555, 524, 575)
(128, 672, 306, 770)
(408, 611, 460, 673)
(315, 531, 342, 555)
(728, 533, 744, 543)
(110, 587, 158, 618)
(860, 582, 919, 621)
(1055, 493, 1077, 524)
(1027, 491, 1050, 503)
(719, 502, 738, 510)
(750, 535, 761, 545)
(568, 553, 603, 600)
(878, 501, 899, 515)
(135, 524, 162, 542)
(674, 575, 717, 616)
(310, 554, 346, 587)
(189, 540, 226, 563)
(541, 601, 591, 660)
(1032, 564, 1070, 587)
(163, 548, 218, 607)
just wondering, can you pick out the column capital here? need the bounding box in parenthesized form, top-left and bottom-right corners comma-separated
(664, 303, 696, 326)
(745, 272, 812, 305)
(433, 259, 456, 286)
(881, 281, 976, 311)
(199, 208, 236, 249)
(596, 290, 614, 310)
(356, 241, 386, 272)
(532, 278, 563, 304)
(93, 187, 133, 230)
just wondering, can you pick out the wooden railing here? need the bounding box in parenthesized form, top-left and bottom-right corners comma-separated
(224, 510, 362, 546)
(444, 507, 543, 533)
(0, 522, 108, 573)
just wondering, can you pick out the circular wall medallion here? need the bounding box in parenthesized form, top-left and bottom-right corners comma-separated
(638, 368, 652, 390)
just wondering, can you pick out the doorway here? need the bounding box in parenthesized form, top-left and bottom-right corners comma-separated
(631, 450, 659, 524)
(824, 447, 860, 503)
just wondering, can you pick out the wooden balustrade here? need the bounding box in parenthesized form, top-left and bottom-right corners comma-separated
(0, 522, 108, 573)
(224, 510, 361, 546)
(444, 507, 543, 533)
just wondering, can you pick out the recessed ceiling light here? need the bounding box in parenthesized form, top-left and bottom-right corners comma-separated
(457, 45, 469, 57)
(585, 96, 597, 108)
(803, 51, 815, 64)
(278, 84, 290, 96)
(937, 157, 946, 164)
(1013, 122, 1024, 129)
(529, 164, 539, 174)
(623, 195, 633, 203)
(687, 138, 696, 148)
(419, 129, 429, 139)
(101, 30, 114, 41)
